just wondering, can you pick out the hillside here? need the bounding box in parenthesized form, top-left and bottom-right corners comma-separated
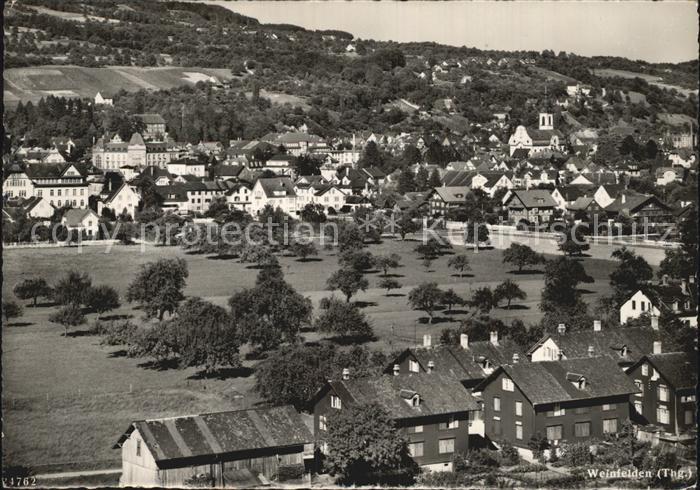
(4, 66, 236, 107)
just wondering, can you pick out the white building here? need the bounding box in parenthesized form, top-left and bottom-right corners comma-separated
(508, 112, 564, 156)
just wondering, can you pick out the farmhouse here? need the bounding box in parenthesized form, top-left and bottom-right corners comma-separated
(603, 193, 674, 225)
(476, 357, 639, 450)
(427, 186, 470, 216)
(313, 371, 479, 472)
(626, 351, 697, 446)
(502, 189, 557, 225)
(114, 405, 313, 488)
(527, 322, 656, 368)
(619, 278, 697, 327)
(94, 91, 113, 106)
(61, 208, 100, 237)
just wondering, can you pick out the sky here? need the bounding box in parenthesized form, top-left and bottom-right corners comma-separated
(205, 1, 699, 63)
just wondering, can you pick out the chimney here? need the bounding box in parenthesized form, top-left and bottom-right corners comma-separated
(490, 331, 499, 346)
(587, 345, 595, 357)
(650, 315, 659, 330)
(393, 364, 400, 376)
(662, 274, 669, 286)
(512, 353, 520, 364)
(423, 334, 432, 348)
(342, 368, 350, 380)
(460, 333, 469, 349)
(689, 276, 695, 285)
(428, 360, 435, 373)
(681, 278, 688, 295)
(593, 320, 602, 332)
(557, 323, 566, 335)
(653, 341, 662, 354)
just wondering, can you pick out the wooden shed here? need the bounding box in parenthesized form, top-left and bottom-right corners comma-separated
(114, 405, 314, 487)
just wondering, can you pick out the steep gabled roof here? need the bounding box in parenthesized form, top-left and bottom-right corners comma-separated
(604, 193, 672, 214)
(63, 208, 98, 227)
(505, 189, 557, 208)
(626, 352, 697, 391)
(256, 177, 296, 198)
(477, 357, 640, 406)
(134, 113, 166, 125)
(114, 405, 312, 468)
(432, 186, 470, 204)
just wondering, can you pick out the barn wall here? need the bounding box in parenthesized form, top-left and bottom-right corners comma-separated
(119, 428, 161, 487)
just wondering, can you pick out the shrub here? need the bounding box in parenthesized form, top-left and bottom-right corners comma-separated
(468, 448, 500, 468)
(99, 320, 139, 346)
(499, 440, 520, 466)
(276, 464, 305, 482)
(184, 473, 213, 487)
(561, 441, 593, 466)
(417, 471, 471, 488)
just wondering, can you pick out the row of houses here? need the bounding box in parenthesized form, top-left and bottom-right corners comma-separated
(115, 321, 696, 486)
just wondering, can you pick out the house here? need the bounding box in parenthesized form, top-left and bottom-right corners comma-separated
(625, 351, 697, 446)
(183, 181, 226, 214)
(134, 113, 167, 139)
(502, 189, 557, 225)
(94, 91, 113, 106)
(604, 193, 674, 225)
(508, 112, 564, 156)
(527, 322, 657, 368)
(476, 356, 640, 451)
(593, 184, 626, 208)
(114, 405, 314, 488)
(100, 181, 140, 218)
(428, 186, 470, 216)
(471, 172, 514, 197)
(313, 371, 479, 472)
(619, 278, 697, 327)
(262, 132, 328, 157)
(224, 183, 252, 211)
(167, 158, 207, 178)
(566, 84, 592, 98)
(311, 185, 347, 213)
(62, 208, 100, 237)
(262, 154, 295, 177)
(655, 167, 685, 186)
(92, 133, 180, 171)
(250, 177, 298, 216)
(3, 165, 33, 199)
(18, 196, 54, 220)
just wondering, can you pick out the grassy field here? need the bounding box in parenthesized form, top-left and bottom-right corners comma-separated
(592, 68, 698, 97)
(1, 238, 617, 471)
(3, 65, 235, 107)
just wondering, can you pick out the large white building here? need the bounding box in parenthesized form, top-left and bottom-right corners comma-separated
(92, 133, 181, 172)
(508, 112, 564, 156)
(3, 163, 91, 209)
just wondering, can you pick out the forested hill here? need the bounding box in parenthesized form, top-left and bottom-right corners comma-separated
(3, 0, 698, 150)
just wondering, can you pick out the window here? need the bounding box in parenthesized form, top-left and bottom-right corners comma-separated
(603, 418, 618, 434)
(574, 407, 590, 414)
(634, 401, 643, 414)
(633, 380, 644, 396)
(439, 417, 459, 430)
(574, 422, 591, 437)
(411, 425, 423, 433)
(546, 425, 563, 441)
(57, 189, 62, 196)
(438, 438, 455, 454)
(515, 421, 523, 440)
(319, 415, 327, 431)
(515, 401, 523, 416)
(136, 439, 141, 457)
(602, 403, 616, 411)
(684, 410, 693, 425)
(493, 417, 502, 436)
(641, 302, 646, 312)
(409, 360, 420, 373)
(547, 405, 565, 417)
(502, 378, 514, 392)
(409, 441, 424, 458)
(493, 397, 501, 412)
(658, 385, 669, 402)
(330, 395, 342, 409)
(656, 407, 669, 424)
(632, 300, 636, 310)
(681, 395, 696, 403)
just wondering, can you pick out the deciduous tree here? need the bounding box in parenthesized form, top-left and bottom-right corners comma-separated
(327, 268, 369, 303)
(315, 297, 373, 340)
(126, 258, 188, 320)
(494, 279, 527, 309)
(85, 285, 121, 316)
(49, 303, 85, 337)
(447, 254, 471, 277)
(408, 282, 443, 323)
(53, 270, 92, 306)
(13, 278, 52, 307)
(502, 243, 545, 273)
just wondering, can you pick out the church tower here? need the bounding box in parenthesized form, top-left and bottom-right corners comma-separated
(539, 112, 554, 130)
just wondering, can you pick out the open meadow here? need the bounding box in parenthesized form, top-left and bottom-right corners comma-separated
(2, 238, 618, 471)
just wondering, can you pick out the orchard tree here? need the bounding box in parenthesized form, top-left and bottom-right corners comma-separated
(470, 286, 498, 313)
(315, 297, 373, 340)
(229, 270, 312, 352)
(540, 257, 594, 312)
(441, 289, 464, 312)
(464, 221, 490, 250)
(395, 213, 420, 240)
(609, 247, 653, 305)
(325, 403, 416, 485)
(49, 304, 85, 337)
(126, 258, 188, 320)
(340, 249, 375, 272)
(13, 278, 52, 307)
(447, 254, 471, 277)
(502, 243, 545, 273)
(408, 282, 443, 323)
(494, 279, 527, 309)
(337, 222, 365, 253)
(378, 278, 402, 296)
(84, 285, 121, 317)
(2, 300, 23, 323)
(53, 270, 92, 306)
(291, 241, 318, 262)
(327, 268, 369, 303)
(169, 297, 240, 373)
(374, 254, 401, 277)
(299, 203, 327, 224)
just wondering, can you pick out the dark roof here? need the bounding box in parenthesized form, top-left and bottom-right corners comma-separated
(432, 186, 470, 204)
(135, 113, 166, 125)
(63, 208, 98, 226)
(638, 283, 697, 314)
(442, 170, 474, 187)
(526, 127, 563, 144)
(24, 163, 81, 179)
(556, 185, 595, 202)
(327, 372, 478, 419)
(626, 352, 698, 390)
(114, 405, 312, 467)
(604, 193, 672, 214)
(505, 189, 557, 208)
(527, 327, 657, 365)
(479, 357, 640, 406)
(256, 177, 296, 198)
(511, 148, 531, 160)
